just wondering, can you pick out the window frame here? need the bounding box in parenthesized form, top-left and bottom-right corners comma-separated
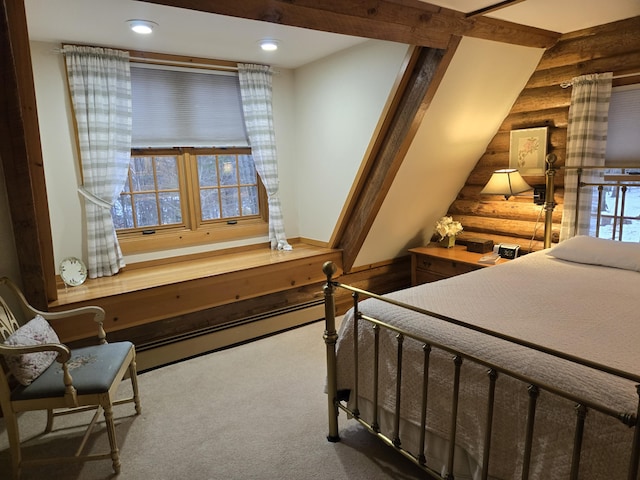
(114, 52, 269, 255)
(117, 147, 268, 255)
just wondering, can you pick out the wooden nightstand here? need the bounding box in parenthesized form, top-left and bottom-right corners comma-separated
(409, 244, 507, 286)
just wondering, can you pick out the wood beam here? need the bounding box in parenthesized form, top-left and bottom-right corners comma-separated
(335, 38, 460, 272)
(0, 0, 56, 307)
(142, 0, 560, 49)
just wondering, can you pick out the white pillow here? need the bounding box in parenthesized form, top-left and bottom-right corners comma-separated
(548, 235, 640, 272)
(3, 315, 61, 386)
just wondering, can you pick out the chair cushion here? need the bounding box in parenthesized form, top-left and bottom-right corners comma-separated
(11, 341, 134, 402)
(3, 315, 60, 386)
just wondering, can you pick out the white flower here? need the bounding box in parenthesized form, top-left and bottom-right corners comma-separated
(434, 216, 463, 240)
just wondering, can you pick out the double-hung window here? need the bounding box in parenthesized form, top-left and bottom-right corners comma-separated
(113, 61, 267, 253)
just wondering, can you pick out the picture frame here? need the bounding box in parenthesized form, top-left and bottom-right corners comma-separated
(509, 126, 548, 176)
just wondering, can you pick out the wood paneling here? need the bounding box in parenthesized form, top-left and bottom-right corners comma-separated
(0, 0, 56, 306)
(49, 242, 342, 343)
(450, 16, 640, 247)
(72, 255, 411, 349)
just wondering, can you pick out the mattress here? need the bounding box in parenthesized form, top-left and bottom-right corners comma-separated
(334, 238, 640, 479)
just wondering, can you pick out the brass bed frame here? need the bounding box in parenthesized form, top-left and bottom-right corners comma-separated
(323, 157, 640, 480)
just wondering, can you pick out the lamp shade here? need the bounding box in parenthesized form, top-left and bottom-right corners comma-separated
(480, 169, 532, 200)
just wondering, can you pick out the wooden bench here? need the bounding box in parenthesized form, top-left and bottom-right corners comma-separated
(49, 241, 342, 348)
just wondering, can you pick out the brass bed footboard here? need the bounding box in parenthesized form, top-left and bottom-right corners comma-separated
(323, 261, 640, 480)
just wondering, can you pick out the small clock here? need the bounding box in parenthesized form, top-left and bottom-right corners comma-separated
(59, 257, 88, 287)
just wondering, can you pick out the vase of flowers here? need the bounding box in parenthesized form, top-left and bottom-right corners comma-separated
(434, 216, 463, 248)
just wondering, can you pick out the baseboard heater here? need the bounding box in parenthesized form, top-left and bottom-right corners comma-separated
(135, 300, 325, 370)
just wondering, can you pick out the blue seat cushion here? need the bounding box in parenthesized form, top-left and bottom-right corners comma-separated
(11, 341, 134, 401)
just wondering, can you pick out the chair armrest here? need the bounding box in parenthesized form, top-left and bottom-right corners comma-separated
(0, 342, 79, 406)
(39, 307, 107, 344)
(0, 342, 72, 363)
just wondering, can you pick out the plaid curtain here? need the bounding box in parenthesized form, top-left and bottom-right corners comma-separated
(238, 64, 291, 250)
(559, 73, 612, 241)
(64, 45, 132, 277)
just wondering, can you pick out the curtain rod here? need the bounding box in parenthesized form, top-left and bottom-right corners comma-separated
(52, 47, 279, 75)
(560, 72, 640, 88)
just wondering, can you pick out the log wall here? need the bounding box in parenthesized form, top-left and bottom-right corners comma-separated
(450, 16, 640, 250)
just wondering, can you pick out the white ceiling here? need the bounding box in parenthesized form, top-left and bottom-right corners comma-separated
(25, 0, 640, 69)
(424, 0, 640, 33)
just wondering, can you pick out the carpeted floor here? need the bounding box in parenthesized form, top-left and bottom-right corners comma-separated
(0, 320, 429, 479)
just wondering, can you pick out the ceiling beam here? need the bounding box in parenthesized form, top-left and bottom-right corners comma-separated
(142, 0, 560, 49)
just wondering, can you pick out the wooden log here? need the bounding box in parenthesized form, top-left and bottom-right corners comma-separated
(536, 17, 640, 71)
(526, 51, 640, 89)
(510, 86, 572, 114)
(500, 108, 569, 131)
(466, 166, 565, 187)
(456, 184, 565, 205)
(486, 127, 567, 153)
(453, 215, 559, 242)
(449, 199, 562, 223)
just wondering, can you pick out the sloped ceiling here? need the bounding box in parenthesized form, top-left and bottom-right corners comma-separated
(354, 37, 544, 267)
(422, 0, 640, 34)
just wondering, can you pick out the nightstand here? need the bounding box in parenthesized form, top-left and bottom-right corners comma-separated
(409, 244, 506, 286)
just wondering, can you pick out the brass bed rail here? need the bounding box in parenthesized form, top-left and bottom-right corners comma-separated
(323, 261, 640, 480)
(543, 157, 640, 244)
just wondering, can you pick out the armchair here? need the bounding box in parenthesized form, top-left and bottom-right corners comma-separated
(0, 277, 141, 479)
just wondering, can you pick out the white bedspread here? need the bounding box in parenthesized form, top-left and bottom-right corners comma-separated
(335, 249, 640, 479)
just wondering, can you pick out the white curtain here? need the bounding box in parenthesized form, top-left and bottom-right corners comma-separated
(64, 45, 132, 277)
(559, 72, 613, 241)
(237, 64, 292, 251)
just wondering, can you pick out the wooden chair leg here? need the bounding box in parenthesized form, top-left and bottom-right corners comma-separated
(129, 360, 142, 415)
(102, 403, 121, 474)
(4, 410, 22, 480)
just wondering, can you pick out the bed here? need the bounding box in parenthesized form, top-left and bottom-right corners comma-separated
(323, 163, 640, 479)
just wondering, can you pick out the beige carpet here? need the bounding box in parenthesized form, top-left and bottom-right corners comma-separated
(0, 321, 429, 479)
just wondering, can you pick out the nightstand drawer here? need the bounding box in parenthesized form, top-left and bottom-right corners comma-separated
(415, 255, 480, 278)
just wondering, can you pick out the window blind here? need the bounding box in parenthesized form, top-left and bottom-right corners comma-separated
(606, 84, 640, 165)
(130, 63, 249, 148)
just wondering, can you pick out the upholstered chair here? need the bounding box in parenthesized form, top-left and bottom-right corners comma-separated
(0, 277, 141, 479)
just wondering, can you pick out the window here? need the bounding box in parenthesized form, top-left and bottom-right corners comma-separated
(588, 84, 640, 241)
(113, 61, 267, 253)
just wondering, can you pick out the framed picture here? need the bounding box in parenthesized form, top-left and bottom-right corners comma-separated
(509, 126, 548, 176)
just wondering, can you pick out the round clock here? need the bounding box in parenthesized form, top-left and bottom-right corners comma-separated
(59, 257, 88, 287)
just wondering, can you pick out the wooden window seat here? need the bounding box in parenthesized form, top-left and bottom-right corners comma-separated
(48, 241, 342, 347)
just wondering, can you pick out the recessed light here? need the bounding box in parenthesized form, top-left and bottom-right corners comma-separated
(127, 19, 158, 35)
(259, 39, 279, 52)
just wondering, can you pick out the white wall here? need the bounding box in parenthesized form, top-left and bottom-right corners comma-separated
(355, 37, 544, 267)
(292, 40, 410, 242)
(28, 39, 409, 270)
(25, 36, 544, 275)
